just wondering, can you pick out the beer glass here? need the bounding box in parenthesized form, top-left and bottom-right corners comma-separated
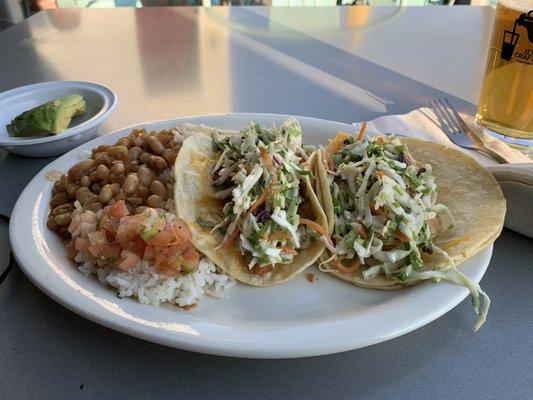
(476, 0, 533, 140)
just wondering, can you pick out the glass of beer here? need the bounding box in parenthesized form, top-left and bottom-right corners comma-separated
(476, 0, 533, 140)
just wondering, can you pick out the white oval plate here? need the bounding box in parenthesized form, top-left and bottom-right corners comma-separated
(10, 113, 491, 358)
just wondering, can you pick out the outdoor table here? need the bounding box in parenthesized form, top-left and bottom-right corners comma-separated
(0, 6, 531, 399)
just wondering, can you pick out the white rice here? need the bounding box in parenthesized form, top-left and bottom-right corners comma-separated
(80, 257, 236, 307)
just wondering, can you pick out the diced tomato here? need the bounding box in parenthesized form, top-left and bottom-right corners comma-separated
(100, 200, 130, 234)
(72, 202, 201, 276)
(181, 247, 200, 270)
(149, 229, 174, 247)
(75, 237, 91, 254)
(107, 200, 129, 219)
(87, 230, 108, 257)
(171, 219, 193, 242)
(118, 249, 140, 271)
(115, 219, 144, 245)
(103, 242, 122, 260)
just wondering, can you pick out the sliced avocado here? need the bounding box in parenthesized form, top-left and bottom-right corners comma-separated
(6, 94, 87, 137)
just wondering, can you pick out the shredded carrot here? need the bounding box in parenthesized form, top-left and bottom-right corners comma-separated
(356, 121, 367, 141)
(376, 171, 384, 178)
(243, 175, 279, 220)
(244, 186, 272, 220)
(271, 231, 292, 241)
(280, 246, 297, 255)
(299, 218, 336, 249)
(395, 230, 410, 243)
(325, 131, 350, 154)
(299, 218, 329, 238)
(222, 227, 240, 248)
(358, 225, 368, 239)
(328, 157, 335, 172)
(373, 207, 387, 218)
(332, 258, 361, 274)
(259, 147, 273, 169)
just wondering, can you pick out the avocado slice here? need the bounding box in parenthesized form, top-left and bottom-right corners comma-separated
(7, 94, 87, 137)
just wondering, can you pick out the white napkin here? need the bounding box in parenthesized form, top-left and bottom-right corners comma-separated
(367, 107, 533, 238)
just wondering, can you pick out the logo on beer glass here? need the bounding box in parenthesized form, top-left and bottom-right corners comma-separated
(501, 10, 533, 61)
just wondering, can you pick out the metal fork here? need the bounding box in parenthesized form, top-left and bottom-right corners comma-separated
(428, 98, 510, 163)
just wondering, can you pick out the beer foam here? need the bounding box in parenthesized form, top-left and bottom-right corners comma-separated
(499, 0, 532, 13)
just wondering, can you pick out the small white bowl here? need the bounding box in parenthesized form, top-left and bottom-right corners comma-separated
(0, 81, 117, 157)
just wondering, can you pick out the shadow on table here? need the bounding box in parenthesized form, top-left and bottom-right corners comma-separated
(221, 7, 476, 123)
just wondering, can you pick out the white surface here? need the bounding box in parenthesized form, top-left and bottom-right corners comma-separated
(0, 81, 117, 157)
(9, 113, 492, 358)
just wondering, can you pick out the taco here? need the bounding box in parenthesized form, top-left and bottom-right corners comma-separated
(316, 125, 506, 330)
(173, 119, 329, 286)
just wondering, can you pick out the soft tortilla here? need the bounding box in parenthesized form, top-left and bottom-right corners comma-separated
(174, 131, 328, 286)
(316, 137, 506, 290)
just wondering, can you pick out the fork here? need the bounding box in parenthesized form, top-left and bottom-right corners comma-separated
(427, 98, 529, 164)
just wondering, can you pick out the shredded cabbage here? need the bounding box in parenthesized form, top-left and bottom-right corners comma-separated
(326, 133, 490, 330)
(211, 120, 310, 269)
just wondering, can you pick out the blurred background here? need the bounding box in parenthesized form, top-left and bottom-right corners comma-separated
(0, 0, 498, 32)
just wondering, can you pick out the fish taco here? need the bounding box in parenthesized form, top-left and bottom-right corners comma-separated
(174, 119, 329, 286)
(316, 125, 506, 329)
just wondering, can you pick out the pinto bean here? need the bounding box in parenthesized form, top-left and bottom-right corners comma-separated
(107, 146, 128, 158)
(139, 152, 151, 165)
(128, 146, 143, 160)
(99, 184, 114, 203)
(110, 162, 125, 175)
(116, 137, 132, 149)
(148, 136, 165, 155)
(80, 176, 91, 187)
(149, 156, 167, 172)
(52, 203, 74, 216)
(122, 174, 140, 194)
(66, 183, 80, 198)
(90, 183, 102, 194)
(68, 159, 95, 179)
(134, 206, 147, 214)
(95, 164, 110, 180)
(85, 202, 102, 212)
(50, 192, 69, 208)
(150, 180, 167, 200)
(76, 187, 98, 206)
(137, 166, 153, 186)
(54, 213, 72, 226)
(162, 148, 177, 165)
(146, 194, 164, 208)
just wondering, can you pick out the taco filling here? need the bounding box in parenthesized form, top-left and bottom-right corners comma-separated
(321, 130, 491, 330)
(208, 121, 324, 274)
